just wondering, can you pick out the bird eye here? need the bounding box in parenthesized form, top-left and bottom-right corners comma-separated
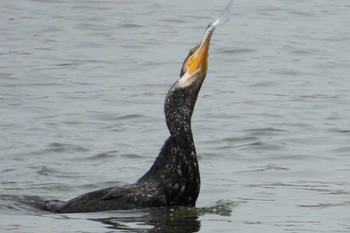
(180, 45, 200, 77)
(188, 45, 199, 56)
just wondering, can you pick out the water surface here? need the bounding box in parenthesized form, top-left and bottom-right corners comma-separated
(1, 0, 350, 232)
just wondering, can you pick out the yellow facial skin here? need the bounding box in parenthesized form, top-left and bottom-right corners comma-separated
(187, 31, 213, 76)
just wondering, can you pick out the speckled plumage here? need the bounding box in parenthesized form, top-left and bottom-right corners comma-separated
(39, 44, 208, 213)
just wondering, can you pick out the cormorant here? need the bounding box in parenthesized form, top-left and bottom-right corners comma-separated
(39, 0, 234, 210)
(40, 27, 212, 213)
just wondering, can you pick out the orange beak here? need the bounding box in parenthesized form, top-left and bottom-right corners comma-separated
(187, 28, 214, 76)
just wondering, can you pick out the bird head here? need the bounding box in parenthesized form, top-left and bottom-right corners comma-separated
(178, 27, 214, 90)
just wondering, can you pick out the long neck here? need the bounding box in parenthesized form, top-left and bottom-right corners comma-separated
(164, 84, 200, 137)
(138, 84, 201, 205)
(140, 84, 201, 180)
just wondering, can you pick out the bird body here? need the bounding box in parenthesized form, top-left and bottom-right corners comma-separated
(39, 1, 233, 212)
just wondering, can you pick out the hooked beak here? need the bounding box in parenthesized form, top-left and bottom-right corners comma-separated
(187, 27, 214, 76)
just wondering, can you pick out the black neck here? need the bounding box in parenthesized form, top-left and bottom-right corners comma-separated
(137, 83, 202, 205)
(164, 84, 200, 137)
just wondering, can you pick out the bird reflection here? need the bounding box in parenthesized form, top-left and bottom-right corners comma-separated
(91, 207, 201, 233)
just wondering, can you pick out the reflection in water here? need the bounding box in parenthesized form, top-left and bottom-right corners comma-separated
(93, 207, 201, 233)
(91, 201, 234, 233)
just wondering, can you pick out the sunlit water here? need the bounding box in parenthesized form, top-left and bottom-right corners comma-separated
(1, 0, 350, 232)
